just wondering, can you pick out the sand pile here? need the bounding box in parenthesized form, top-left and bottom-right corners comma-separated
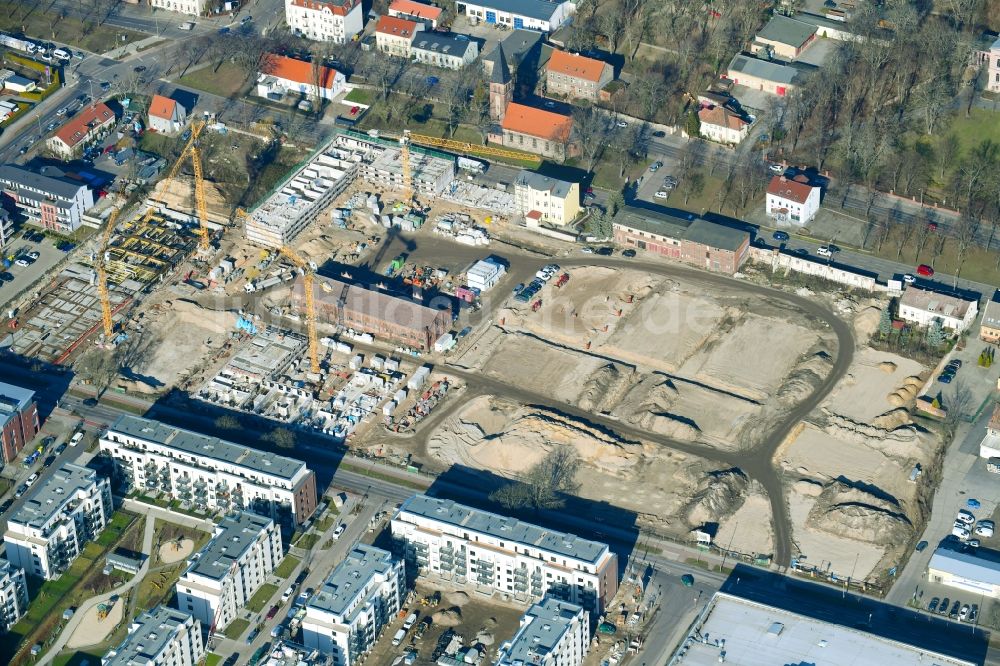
(775, 349, 833, 405)
(613, 374, 700, 440)
(888, 376, 923, 406)
(445, 591, 470, 606)
(871, 408, 912, 430)
(432, 608, 463, 626)
(808, 482, 912, 544)
(578, 363, 634, 412)
(683, 468, 749, 527)
(823, 413, 926, 458)
(853, 306, 882, 342)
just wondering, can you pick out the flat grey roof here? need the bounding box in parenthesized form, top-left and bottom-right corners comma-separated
(983, 298, 1000, 328)
(11, 463, 102, 530)
(499, 597, 584, 665)
(727, 55, 800, 85)
(0, 164, 87, 200)
(309, 544, 397, 619)
(0, 381, 34, 424)
(684, 218, 749, 252)
(466, 0, 567, 22)
(398, 494, 608, 564)
(411, 33, 476, 58)
(929, 547, 1000, 586)
(671, 592, 975, 666)
(104, 606, 196, 666)
(515, 169, 574, 198)
(186, 512, 273, 582)
(109, 415, 307, 481)
(756, 15, 816, 47)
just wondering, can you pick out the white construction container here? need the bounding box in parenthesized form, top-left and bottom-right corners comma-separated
(408, 364, 431, 389)
(385, 358, 400, 373)
(349, 354, 363, 370)
(382, 401, 396, 416)
(371, 355, 385, 370)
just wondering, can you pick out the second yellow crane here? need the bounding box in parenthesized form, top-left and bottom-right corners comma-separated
(278, 246, 319, 375)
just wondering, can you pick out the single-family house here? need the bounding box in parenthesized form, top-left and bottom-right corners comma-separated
(899, 286, 979, 333)
(375, 15, 423, 57)
(410, 33, 479, 69)
(46, 102, 116, 159)
(754, 15, 816, 59)
(285, 0, 365, 44)
(766, 175, 821, 226)
(513, 170, 580, 226)
(256, 54, 347, 102)
(457, 0, 574, 32)
(388, 0, 443, 28)
(697, 105, 750, 145)
(544, 49, 613, 102)
(726, 54, 802, 96)
(147, 95, 187, 134)
(499, 102, 573, 161)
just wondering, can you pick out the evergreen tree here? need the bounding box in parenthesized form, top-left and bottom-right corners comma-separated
(878, 307, 892, 338)
(926, 318, 946, 348)
(685, 111, 701, 139)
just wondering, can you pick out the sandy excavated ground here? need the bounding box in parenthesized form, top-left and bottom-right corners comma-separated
(66, 599, 124, 648)
(779, 345, 932, 579)
(133, 300, 236, 389)
(428, 396, 773, 547)
(159, 538, 194, 565)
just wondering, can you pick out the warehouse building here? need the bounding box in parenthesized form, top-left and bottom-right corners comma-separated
(302, 544, 405, 666)
(177, 512, 283, 633)
(391, 494, 618, 620)
(754, 15, 816, 59)
(725, 54, 803, 96)
(0, 381, 39, 464)
(4, 463, 112, 579)
(103, 606, 205, 666)
(612, 206, 750, 275)
(928, 547, 1000, 598)
(100, 415, 318, 527)
(294, 274, 452, 351)
(669, 592, 975, 666)
(497, 597, 589, 666)
(457, 0, 575, 32)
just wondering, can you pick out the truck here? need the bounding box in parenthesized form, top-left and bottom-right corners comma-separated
(392, 629, 406, 646)
(457, 156, 486, 174)
(402, 612, 418, 631)
(0, 34, 33, 53)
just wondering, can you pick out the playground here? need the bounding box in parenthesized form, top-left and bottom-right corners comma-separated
(157, 537, 194, 565)
(65, 597, 123, 649)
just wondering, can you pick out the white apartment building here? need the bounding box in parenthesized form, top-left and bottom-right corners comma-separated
(177, 511, 283, 633)
(0, 559, 28, 631)
(103, 606, 205, 666)
(302, 544, 405, 666)
(898, 286, 979, 334)
(391, 495, 618, 621)
(149, 0, 207, 17)
(286, 0, 365, 44)
(0, 165, 95, 234)
(496, 597, 589, 666)
(766, 175, 820, 226)
(5, 463, 112, 580)
(513, 169, 581, 226)
(100, 415, 318, 527)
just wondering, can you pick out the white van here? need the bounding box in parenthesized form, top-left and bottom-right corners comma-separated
(69, 432, 84, 447)
(392, 629, 406, 646)
(53, 48, 70, 60)
(402, 613, 418, 631)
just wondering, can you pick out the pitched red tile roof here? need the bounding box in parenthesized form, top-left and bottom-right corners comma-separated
(148, 94, 178, 121)
(262, 54, 340, 89)
(289, 0, 358, 17)
(54, 102, 115, 149)
(376, 15, 419, 39)
(698, 105, 747, 131)
(389, 0, 442, 21)
(502, 102, 572, 143)
(767, 175, 815, 204)
(546, 49, 608, 83)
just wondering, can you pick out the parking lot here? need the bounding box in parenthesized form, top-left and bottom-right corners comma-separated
(0, 233, 72, 312)
(633, 156, 682, 206)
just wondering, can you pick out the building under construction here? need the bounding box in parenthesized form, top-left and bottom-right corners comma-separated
(103, 208, 197, 284)
(335, 130, 455, 196)
(291, 274, 451, 351)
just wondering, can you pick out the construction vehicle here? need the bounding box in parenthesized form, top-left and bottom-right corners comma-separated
(279, 246, 320, 374)
(532, 299, 543, 312)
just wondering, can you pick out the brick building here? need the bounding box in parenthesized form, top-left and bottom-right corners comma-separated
(612, 206, 750, 275)
(0, 382, 39, 464)
(294, 275, 452, 351)
(544, 49, 613, 101)
(498, 102, 573, 161)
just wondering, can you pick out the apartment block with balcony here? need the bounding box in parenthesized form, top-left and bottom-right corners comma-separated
(4, 463, 112, 580)
(302, 544, 405, 666)
(496, 597, 589, 666)
(391, 495, 617, 623)
(103, 606, 205, 666)
(100, 415, 318, 527)
(0, 165, 94, 234)
(0, 559, 28, 631)
(177, 511, 283, 633)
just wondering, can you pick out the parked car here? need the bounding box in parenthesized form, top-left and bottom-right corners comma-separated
(333, 523, 346, 539)
(14, 258, 30, 267)
(952, 525, 971, 540)
(939, 598, 950, 614)
(241, 15, 253, 24)
(957, 510, 976, 524)
(967, 539, 981, 548)
(939, 372, 954, 384)
(622, 249, 637, 258)
(14, 484, 26, 498)
(915, 540, 928, 552)
(580, 247, 594, 254)
(975, 521, 994, 538)
(902, 274, 916, 284)
(950, 360, 964, 370)
(266, 604, 280, 620)
(917, 264, 935, 276)
(772, 230, 790, 241)
(768, 162, 785, 174)
(816, 246, 833, 258)
(654, 190, 669, 199)
(649, 161, 663, 172)
(615, 121, 628, 128)
(596, 247, 613, 256)
(928, 597, 940, 612)
(950, 600, 962, 617)
(970, 604, 979, 622)
(246, 627, 260, 644)
(27, 251, 39, 260)
(25, 473, 38, 487)
(512, 283, 525, 295)
(652, 130, 666, 138)
(662, 175, 679, 188)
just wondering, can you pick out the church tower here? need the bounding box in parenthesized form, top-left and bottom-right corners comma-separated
(489, 45, 513, 122)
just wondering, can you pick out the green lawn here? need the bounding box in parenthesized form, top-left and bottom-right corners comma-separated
(942, 108, 1000, 156)
(0, 2, 146, 53)
(247, 583, 279, 613)
(345, 88, 374, 105)
(205, 654, 223, 666)
(294, 533, 320, 550)
(177, 61, 252, 98)
(315, 514, 336, 533)
(223, 618, 251, 641)
(138, 132, 183, 160)
(275, 555, 301, 580)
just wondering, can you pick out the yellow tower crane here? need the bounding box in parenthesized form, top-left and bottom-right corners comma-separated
(278, 246, 320, 375)
(97, 206, 123, 339)
(400, 129, 412, 203)
(190, 145, 210, 251)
